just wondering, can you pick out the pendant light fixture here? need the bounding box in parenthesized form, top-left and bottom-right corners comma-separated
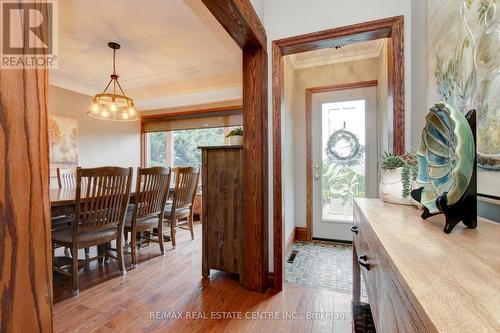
(88, 42, 137, 121)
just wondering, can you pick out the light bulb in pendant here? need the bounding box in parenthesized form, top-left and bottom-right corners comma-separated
(110, 103, 117, 112)
(129, 107, 136, 115)
(91, 103, 99, 112)
(102, 110, 109, 118)
(123, 113, 129, 120)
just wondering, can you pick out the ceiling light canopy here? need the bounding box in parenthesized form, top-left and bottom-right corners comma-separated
(88, 42, 137, 121)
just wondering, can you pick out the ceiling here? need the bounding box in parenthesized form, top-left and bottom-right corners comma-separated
(51, 0, 242, 111)
(289, 39, 385, 69)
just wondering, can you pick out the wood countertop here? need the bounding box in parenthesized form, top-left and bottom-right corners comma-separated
(354, 198, 500, 332)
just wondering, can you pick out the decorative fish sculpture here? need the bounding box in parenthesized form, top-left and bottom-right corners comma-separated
(413, 102, 475, 215)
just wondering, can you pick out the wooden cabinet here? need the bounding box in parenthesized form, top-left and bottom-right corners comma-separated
(353, 199, 500, 333)
(200, 146, 244, 282)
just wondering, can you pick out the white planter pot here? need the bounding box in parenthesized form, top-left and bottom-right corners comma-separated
(379, 167, 415, 206)
(228, 135, 243, 145)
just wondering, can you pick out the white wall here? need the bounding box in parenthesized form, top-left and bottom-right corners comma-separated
(410, 0, 428, 149)
(262, 0, 412, 270)
(49, 86, 141, 171)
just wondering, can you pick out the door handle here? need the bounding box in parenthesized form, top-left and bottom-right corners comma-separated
(351, 226, 359, 234)
(314, 174, 320, 181)
(358, 255, 370, 271)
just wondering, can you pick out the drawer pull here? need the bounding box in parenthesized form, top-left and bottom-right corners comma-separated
(351, 226, 359, 234)
(359, 255, 370, 270)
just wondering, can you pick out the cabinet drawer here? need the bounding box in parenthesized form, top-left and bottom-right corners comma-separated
(353, 206, 420, 332)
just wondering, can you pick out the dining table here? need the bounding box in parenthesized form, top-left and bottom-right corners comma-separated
(50, 187, 174, 218)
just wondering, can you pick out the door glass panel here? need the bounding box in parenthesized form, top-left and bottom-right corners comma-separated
(321, 100, 366, 222)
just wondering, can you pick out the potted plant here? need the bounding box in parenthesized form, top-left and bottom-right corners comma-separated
(379, 151, 418, 206)
(226, 127, 243, 145)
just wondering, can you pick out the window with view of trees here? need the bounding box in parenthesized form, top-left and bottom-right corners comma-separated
(147, 127, 235, 169)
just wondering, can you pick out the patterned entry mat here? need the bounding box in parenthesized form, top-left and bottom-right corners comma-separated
(285, 241, 367, 299)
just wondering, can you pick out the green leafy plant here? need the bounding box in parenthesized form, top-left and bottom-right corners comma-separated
(226, 127, 243, 137)
(380, 151, 418, 198)
(380, 151, 405, 170)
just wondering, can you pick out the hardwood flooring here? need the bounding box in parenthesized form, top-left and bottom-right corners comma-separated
(53, 224, 352, 332)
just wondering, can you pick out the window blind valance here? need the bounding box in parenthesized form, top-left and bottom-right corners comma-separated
(142, 108, 243, 132)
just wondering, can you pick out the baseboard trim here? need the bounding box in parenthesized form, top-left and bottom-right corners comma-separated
(295, 227, 308, 241)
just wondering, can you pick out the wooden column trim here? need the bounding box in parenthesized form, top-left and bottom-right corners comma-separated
(0, 2, 53, 331)
(305, 80, 378, 241)
(272, 42, 283, 291)
(273, 16, 405, 292)
(203, 0, 268, 292)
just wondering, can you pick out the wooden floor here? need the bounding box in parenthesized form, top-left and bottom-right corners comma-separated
(53, 224, 353, 332)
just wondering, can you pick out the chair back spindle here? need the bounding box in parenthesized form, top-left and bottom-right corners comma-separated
(172, 167, 199, 211)
(133, 167, 171, 222)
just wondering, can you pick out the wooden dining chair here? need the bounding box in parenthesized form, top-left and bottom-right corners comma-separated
(163, 167, 199, 248)
(52, 166, 132, 296)
(124, 167, 171, 268)
(55, 167, 91, 258)
(57, 167, 77, 188)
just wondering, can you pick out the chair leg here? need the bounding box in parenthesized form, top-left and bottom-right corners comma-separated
(84, 247, 90, 258)
(158, 223, 165, 255)
(171, 219, 176, 248)
(124, 229, 128, 243)
(71, 244, 79, 296)
(64, 246, 70, 257)
(189, 214, 194, 240)
(131, 227, 137, 268)
(97, 244, 104, 267)
(117, 235, 126, 274)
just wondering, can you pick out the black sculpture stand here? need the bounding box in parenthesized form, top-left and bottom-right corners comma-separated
(411, 110, 477, 234)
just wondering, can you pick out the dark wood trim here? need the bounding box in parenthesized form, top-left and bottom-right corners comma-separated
(266, 272, 275, 290)
(305, 80, 378, 240)
(273, 16, 405, 293)
(295, 227, 308, 242)
(272, 42, 284, 291)
(0, 2, 53, 330)
(141, 105, 243, 121)
(201, 0, 266, 50)
(203, 0, 268, 292)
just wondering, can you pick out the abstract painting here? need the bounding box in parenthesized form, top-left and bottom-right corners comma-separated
(48, 115, 78, 186)
(428, 0, 500, 198)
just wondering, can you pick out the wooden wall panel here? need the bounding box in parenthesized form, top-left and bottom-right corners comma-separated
(0, 46, 53, 333)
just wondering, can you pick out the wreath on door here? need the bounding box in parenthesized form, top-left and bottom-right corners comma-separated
(326, 128, 364, 166)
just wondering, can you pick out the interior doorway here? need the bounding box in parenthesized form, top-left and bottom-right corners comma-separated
(272, 16, 405, 290)
(311, 85, 378, 241)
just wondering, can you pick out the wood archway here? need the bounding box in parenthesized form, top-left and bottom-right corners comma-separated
(272, 16, 405, 291)
(0, 0, 268, 331)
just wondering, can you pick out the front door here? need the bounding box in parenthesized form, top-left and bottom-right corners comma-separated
(311, 86, 378, 241)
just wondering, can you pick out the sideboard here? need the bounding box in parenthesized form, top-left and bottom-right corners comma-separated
(353, 198, 500, 332)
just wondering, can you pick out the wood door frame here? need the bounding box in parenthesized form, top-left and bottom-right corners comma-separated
(306, 80, 378, 240)
(272, 16, 404, 291)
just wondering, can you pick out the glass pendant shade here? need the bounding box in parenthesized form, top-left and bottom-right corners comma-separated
(88, 42, 138, 121)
